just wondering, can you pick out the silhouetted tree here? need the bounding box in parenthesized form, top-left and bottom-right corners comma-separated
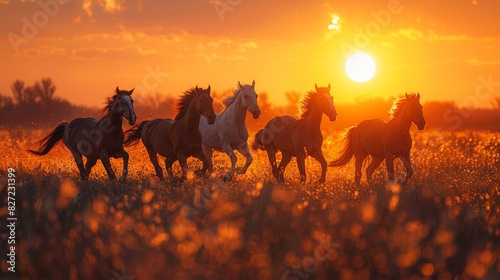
(36, 78, 56, 104)
(11, 80, 25, 105)
(493, 97, 500, 111)
(284, 91, 302, 115)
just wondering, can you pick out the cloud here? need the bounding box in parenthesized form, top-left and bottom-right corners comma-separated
(389, 28, 495, 42)
(464, 59, 500, 66)
(197, 52, 249, 64)
(83, 0, 126, 16)
(389, 28, 424, 41)
(14, 45, 67, 58)
(396, 59, 500, 69)
(206, 39, 259, 52)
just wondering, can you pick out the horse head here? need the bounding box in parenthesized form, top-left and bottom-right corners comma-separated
(114, 86, 137, 125)
(315, 83, 337, 122)
(238, 80, 261, 119)
(405, 92, 425, 130)
(195, 85, 216, 124)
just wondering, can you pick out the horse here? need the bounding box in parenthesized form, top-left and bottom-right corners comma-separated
(329, 93, 425, 187)
(124, 86, 216, 184)
(29, 87, 137, 182)
(199, 80, 261, 181)
(252, 84, 337, 183)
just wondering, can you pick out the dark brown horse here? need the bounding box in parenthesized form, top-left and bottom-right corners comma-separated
(330, 93, 425, 186)
(252, 84, 337, 183)
(30, 87, 137, 182)
(124, 86, 216, 184)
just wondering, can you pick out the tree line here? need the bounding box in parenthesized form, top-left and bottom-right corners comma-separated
(1, 78, 499, 131)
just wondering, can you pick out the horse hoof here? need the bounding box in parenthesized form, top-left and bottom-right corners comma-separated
(317, 179, 325, 184)
(119, 177, 126, 183)
(223, 175, 233, 182)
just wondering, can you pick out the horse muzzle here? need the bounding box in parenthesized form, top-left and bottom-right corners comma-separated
(328, 112, 338, 122)
(252, 109, 261, 119)
(128, 114, 137, 126)
(417, 121, 426, 131)
(207, 114, 216, 125)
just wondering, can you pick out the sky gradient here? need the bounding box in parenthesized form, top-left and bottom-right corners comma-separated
(1, 0, 499, 107)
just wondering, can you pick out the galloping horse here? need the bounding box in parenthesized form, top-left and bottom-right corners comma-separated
(30, 87, 137, 182)
(329, 93, 425, 186)
(253, 84, 337, 183)
(124, 86, 216, 184)
(199, 81, 260, 181)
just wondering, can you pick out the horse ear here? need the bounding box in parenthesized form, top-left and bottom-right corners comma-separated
(238, 81, 243, 88)
(417, 92, 420, 100)
(315, 83, 319, 91)
(207, 85, 211, 92)
(195, 85, 199, 93)
(116, 86, 120, 93)
(252, 80, 255, 88)
(405, 92, 408, 99)
(327, 83, 331, 92)
(129, 88, 134, 95)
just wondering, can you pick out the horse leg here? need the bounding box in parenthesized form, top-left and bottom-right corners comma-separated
(236, 144, 253, 175)
(277, 153, 293, 183)
(366, 157, 384, 187)
(354, 154, 365, 187)
(100, 153, 117, 181)
(222, 141, 237, 182)
(84, 156, 98, 179)
(202, 144, 214, 172)
(69, 149, 88, 181)
(114, 148, 129, 182)
(398, 152, 413, 186)
(165, 157, 177, 185)
(177, 151, 188, 181)
(146, 148, 163, 181)
(296, 149, 307, 183)
(385, 153, 396, 183)
(310, 150, 327, 184)
(265, 146, 279, 181)
(193, 148, 209, 177)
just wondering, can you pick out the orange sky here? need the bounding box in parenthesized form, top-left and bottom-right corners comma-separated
(1, 0, 499, 108)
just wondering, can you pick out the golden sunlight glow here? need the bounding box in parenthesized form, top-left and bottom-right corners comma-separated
(345, 53, 376, 83)
(328, 14, 341, 31)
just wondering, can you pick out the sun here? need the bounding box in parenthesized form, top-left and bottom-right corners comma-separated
(345, 53, 376, 83)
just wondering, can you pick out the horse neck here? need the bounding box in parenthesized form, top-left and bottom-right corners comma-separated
(227, 94, 247, 124)
(102, 109, 123, 132)
(302, 100, 323, 130)
(183, 101, 203, 131)
(393, 108, 412, 133)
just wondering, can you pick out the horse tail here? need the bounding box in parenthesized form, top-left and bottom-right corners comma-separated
(124, 120, 149, 147)
(251, 129, 265, 151)
(329, 126, 356, 167)
(29, 122, 68, 155)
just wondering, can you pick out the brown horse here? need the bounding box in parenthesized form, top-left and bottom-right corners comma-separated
(124, 86, 216, 184)
(330, 93, 425, 187)
(29, 87, 137, 182)
(252, 84, 337, 183)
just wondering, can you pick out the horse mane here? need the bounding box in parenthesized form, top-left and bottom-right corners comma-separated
(389, 93, 417, 119)
(299, 90, 318, 118)
(174, 88, 197, 120)
(222, 86, 242, 108)
(100, 92, 118, 116)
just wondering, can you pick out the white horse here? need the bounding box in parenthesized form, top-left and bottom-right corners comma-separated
(199, 81, 261, 181)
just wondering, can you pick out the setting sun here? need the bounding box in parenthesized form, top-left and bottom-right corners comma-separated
(345, 53, 377, 83)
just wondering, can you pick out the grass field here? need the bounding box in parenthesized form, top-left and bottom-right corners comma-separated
(0, 129, 499, 279)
